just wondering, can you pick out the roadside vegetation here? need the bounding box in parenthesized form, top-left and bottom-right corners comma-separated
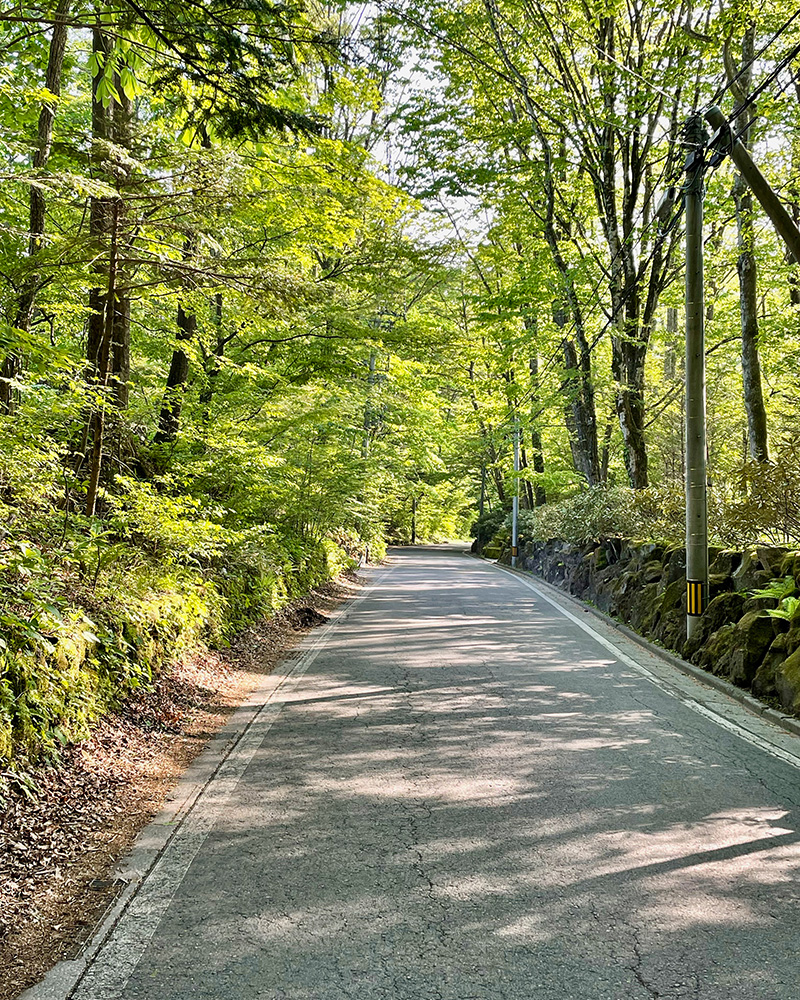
(487, 444, 800, 552)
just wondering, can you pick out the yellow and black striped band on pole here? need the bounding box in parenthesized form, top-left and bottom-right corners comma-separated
(687, 580, 706, 617)
(511, 546, 518, 558)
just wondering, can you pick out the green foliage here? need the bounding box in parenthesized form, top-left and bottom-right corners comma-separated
(710, 443, 800, 548)
(109, 477, 228, 564)
(509, 485, 686, 547)
(0, 522, 353, 766)
(6, 0, 800, 766)
(470, 508, 507, 546)
(505, 446, 800, 550)
(751, 576, 800, 622)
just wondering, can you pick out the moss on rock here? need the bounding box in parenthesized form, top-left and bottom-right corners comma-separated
(774, 647, 800, 714)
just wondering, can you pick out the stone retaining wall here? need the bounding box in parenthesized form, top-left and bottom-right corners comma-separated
(497, 538, 800, 715)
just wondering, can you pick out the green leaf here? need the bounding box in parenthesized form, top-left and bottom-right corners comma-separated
(120, 66, 144, 100)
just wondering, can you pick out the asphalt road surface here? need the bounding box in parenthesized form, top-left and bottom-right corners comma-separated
(62, 546, 800, 1000)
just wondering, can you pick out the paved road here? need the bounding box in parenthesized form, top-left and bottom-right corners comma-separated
(66, 547, 800, 999)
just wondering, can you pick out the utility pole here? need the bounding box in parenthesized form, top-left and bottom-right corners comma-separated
(705, 106, 800, 263)
(478, 464, 486, 553)
(511, 420, 519, 568)
(684, 113, 709, 640)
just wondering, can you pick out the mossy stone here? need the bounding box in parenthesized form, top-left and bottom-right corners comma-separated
(709, 550, 742, 577)
(775, 647, 800, 714)
(653, 607, 687, 653)
(727, 612, 778, 686)
(694, 623, 739, 674)
(732, 548, 769, 592)
(683, 591, 746, 661)
(664, 547, 687, 585)
(753, 633, 790, 700)
(643, 560, 664, 584)
(709, 573, 734, 599)
(778, 551, 800, 579)
(629, 582, 659, 633)
(661, 577, 685, 613)
(756, 545, 790, 576)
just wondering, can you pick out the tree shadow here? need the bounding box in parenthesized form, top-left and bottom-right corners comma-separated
(118, 551, 800, 1000)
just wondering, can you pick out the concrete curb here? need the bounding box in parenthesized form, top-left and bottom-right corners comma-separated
(20, 568, 387, 1000)
(480, 556, 800, 740)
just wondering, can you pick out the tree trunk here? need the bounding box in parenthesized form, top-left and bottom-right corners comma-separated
(556, 307, 600, 486)
(154, 235, 199, 443)
(362, 349, 377, 458)
(612, 335, 649, 487)
(730, 25, 769, 462)
(788, 85, 800, 306)
(527, 121, 600, 488)
(154, 303, 196, 443)
(664, 307, 678, 380)
(529, 427, 546, 505)
(735, 183, 769, 461)
(468, 362, 506, 505)
(524, 322, 546, 506)
(110, 83, 132, 410)
(0, 0, 71, 414)
(87, 25, 113, 375)
(518, 443, 534, 509)
(199, 293, 224, 419)
(600, 410, 614, 483)
(85, 201, 120, 516)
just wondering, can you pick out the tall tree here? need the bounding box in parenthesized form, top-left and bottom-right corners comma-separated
(725, 23, 769, 462)
(0, 0, 71, 413)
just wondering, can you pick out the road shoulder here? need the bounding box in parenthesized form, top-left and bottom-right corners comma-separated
(486, 558, 800, 768)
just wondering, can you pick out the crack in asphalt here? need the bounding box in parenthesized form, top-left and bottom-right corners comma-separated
(630, 929, 662, 999)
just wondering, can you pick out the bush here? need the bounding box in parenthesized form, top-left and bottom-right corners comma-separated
(710, 441, 800, 547)
(0, 520, 355, 766)
(470, 508, 507, 547)
(509, 484, 685, 547)
(506, 452, 800, 551)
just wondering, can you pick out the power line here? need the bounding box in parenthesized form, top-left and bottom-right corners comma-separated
(725, 38, 800, 128)
(710, 8, 800, 105)
(730, 65, 800, 145)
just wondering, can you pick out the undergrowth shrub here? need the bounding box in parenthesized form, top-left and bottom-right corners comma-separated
(510, 485, 686, 547)
(0, 541, 228, 765)
(470, 508, 507, 546)
(0, 513, 355, 767)
(505, 447, 800, 551)
(710, 441, 800, 547)
(0, 417, 63, 508)
(109, 476, 229, 562)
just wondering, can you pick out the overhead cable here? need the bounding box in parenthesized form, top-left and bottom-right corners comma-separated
(724, 38, 800, 127)
(710, 9, 800, 105)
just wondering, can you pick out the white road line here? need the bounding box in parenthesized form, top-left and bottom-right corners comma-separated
(493, 564, 800, 771)
(67, 567, 391, 1000)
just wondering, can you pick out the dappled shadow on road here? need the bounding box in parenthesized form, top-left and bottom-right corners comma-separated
(125, 551, 800, 1000)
